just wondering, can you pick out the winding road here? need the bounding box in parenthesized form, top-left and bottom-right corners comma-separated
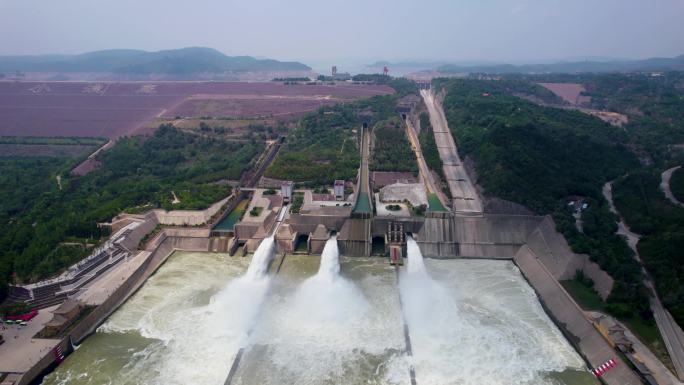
(661, 166, 684, 208)
(603, 180, 684, 381)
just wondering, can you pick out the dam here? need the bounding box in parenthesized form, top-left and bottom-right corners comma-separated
(5, 88, 642, 385)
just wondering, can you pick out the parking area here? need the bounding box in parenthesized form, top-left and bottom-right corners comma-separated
(0, 305, 60, 373)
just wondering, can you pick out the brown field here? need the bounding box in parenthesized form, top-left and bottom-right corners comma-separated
(582, 109, 629, 126)
(166, 94, 343, 119)
(538, 82, 591, 105)
(371, 171, 418, 188)
(0, 81, 393, 139)
(0, 143, 97, 157)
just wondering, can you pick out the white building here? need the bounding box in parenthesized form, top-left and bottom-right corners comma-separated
(334, 180, 345, 201)
(281, 181, 294, 203)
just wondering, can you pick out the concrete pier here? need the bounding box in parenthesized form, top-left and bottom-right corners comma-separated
(395, 266, 418, 385)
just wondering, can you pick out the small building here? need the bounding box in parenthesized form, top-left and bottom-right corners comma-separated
(334, 180, 345, 201)
(332, 72, 351, 81)
(396, 94, 421, 115)
(44, 299, 84, 336)
(281, 181, 294, 203)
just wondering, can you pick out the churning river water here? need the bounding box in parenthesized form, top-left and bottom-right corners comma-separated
(43, 245, 598, 385)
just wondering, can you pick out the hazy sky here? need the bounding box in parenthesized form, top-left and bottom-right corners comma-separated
(1, 0, 683, 67)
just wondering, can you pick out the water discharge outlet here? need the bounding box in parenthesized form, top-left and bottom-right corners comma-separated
(315, 235, 340, 281)
(222, 235, 277, 384)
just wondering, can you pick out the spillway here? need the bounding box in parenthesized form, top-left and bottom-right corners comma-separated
(400, 237, 598, 385)
(231, 237, 408, 384)
(43, 235, 599, 385)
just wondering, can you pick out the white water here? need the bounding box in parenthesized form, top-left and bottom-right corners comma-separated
(401, 238, 586, 385)
(244, 235, 275, 280)
(44, 235, 593, 385)
(316, 235, 341, 282)
(208, 235, 274, 342)
(43, 252, 252, 385)
(234, 239, 408, 384)
(405, 236, 427, 276)
(44, 237, 277, 385)
(283, 236, 369, 330)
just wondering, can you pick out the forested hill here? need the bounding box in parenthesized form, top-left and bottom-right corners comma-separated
(436, 78, 649, 326)
(434, 78, 637, 212)
(0, 47, 310, 74)
(436, 54, 684, 74)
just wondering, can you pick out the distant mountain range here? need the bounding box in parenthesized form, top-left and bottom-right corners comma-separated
(368, 55, 684, 75)
(435, 55, 684, 74)
(0, 47, 310, 75)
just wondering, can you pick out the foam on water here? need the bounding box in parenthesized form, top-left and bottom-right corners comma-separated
(244, 235, 275, 280)
(401, 237, 586, 385)
(44, 235, 593, 385)
(316, 235, 341, 282)
(405, 236, 427, 276)
(286, 236, 368, 338)
(43, 237, 276, 385)
(234, 239, 408, 384)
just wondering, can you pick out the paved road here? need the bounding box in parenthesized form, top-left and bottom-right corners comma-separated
(404, 117, 449, 208)
(649, 277, 684, 381)
(661, 166, 684, 208)
(604, 180, 684, 380)
(420, 89, 482, 215)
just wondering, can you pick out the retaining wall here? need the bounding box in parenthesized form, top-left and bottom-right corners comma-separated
(514, 245, 641, 385)
(70, 232, 209, 344)
(14, 338, 69, 385)
(450, 214, 614, 299)
(526, 216, 614, 299)
(453, 214, 542, 247)
(119, 213, 159, 251)
(15, 230, 211, 385)
(151, 196, 231, 226)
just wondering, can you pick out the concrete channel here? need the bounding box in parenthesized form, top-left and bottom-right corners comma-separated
(419, 89, 483, 215)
